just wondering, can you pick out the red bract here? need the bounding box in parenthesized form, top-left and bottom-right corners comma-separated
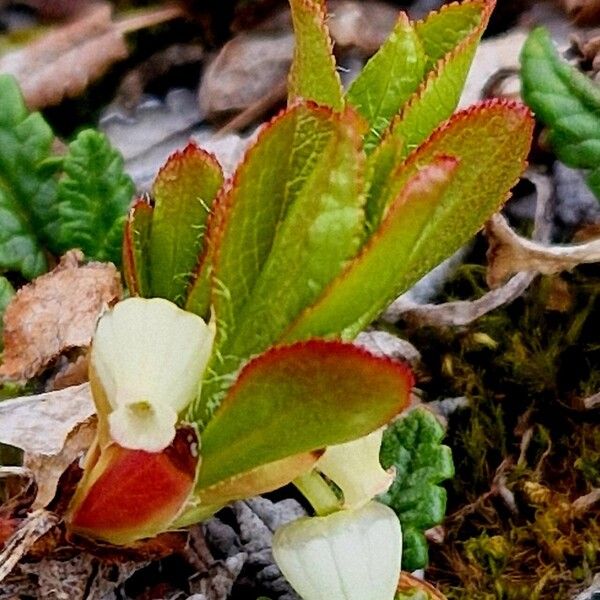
(68, 426, 198, 545)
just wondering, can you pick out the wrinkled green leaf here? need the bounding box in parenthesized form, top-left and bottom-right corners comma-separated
(196, 341, 412, 490)
(346, 13, 426, 153)
(366, 0, 493, 228)
(284, 101, 533, 341)
(379, 407, 454, 571)
(149, 144, 223, 306)
(288, 0, 344, 110)
(0, 276, 15, 351)
(0, 74, 56, 278)
(53, 130, 134, 265)
(0, 75, 135, 277)
(521, 27, 600, 199)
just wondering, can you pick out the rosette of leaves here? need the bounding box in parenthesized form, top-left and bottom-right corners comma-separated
(0, 74, 134, 279)
(379, 408, 454, 571)
(521, 27, 600, 200)
(69, 0, 533, 545)
(125, 0, 532, 422)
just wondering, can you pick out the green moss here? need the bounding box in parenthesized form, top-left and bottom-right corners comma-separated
(391, 263, 600, 599)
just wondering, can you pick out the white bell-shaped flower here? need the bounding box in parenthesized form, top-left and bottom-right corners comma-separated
(91, 297, 214, 452)
(273, 501, 402, 600)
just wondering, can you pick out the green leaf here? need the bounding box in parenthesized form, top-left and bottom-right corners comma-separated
(379, 407, 454, 571)
(195, 104, 365, 410)
(195, 341, 413, 490)
(366, 0, 493, 228)
(149, 143, 223, 306)
(217, 107, 365, 364)
(52, 130, 134, 265)
(123, 198, 153, 297)
(284, 100, 533, 341)
(346, 13, 426, 153)
(521, 27, 600, 199)
(283, 156, 458, 341)
(0, 276, 15, 351)
(288, 0, 344, 110)
(399, 0, 493, 153)
(0, 74, 56, 278)
(194, 452, 319, 507)
(415, 0, 487, 69)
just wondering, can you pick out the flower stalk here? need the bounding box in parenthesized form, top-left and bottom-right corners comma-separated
(275, 431, 402, 600)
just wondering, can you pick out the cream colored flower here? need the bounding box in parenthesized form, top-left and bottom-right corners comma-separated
(273, 501, 402, 600)
(317, 429, 394, 508)
(91, 297, 214, 452)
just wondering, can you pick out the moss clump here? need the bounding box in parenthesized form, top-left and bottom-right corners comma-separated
(391, 264, 600, 599)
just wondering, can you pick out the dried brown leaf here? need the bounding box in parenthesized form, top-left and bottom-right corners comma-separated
(0, 468, 37, 549)
(115, 43, 205, 110)
(48, 354, 90, 392)
(85, 558, 149, 598)
(0, 384, 93, 510)
(0, 569, 38, 600)
(4, 549, 148, 599)
(385, 272, 537, 328)
(486, 214, 600, 287)
(0, 509, 58, 583)
(0, 251, 121, 382)
(0, 3, 184, 110)
(25, 417, 96, 509)
(198, 31, 294, 118)
(583, 391, 600, 410)
(354, 330, 421, 368)
(327, 0, 397, 54)
(0, 383, 94, 456)
(0, 4, 128, 110)
(572, 29, 600, 79)
(19, 554, 94, 600)
(397, 572, 447, 599)
(560, 0, 600, 25)
(0, 467, 36, 515)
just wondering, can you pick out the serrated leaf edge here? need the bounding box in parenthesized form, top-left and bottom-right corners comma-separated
(153, 141, 223, 186)
(393, 98, 532, 179)
(386, 0, 495, 141)
(220, 339, 415, 412)
(288, 0, 344, 109)
(123, 195, 153, 296)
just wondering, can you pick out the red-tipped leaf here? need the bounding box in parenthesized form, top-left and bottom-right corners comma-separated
(150, 143, 223, 308)
(123, 197, 153, 297)
(197, 341, 413, 489)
